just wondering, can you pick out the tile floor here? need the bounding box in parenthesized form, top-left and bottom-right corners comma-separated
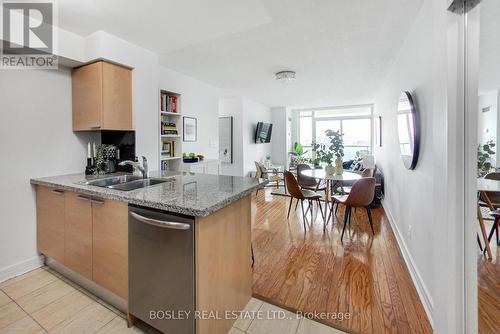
(0, 267, 347, 334)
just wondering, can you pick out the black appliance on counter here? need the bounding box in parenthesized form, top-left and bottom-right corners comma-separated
(101, 131, 135, 173)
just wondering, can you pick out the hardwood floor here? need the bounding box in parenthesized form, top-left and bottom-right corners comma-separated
(251, 189, 433, 334)
(478, 220, 500, 334)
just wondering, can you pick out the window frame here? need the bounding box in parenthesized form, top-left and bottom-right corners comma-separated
(296, 104, 374, 160)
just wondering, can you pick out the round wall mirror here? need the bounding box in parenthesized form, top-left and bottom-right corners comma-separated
(397, 91, 419, 169)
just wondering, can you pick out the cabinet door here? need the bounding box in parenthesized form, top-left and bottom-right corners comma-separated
(92, 198, 128, 299)
(36, 186, 65, 264)
(102, 62, 133, 130)
(205, 161, 220, 175)
(72, 61, 103, 131)
(64, 192, 93, 279)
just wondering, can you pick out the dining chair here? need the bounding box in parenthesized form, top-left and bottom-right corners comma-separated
(480, 172, 500, 210)
(486, 210, 500, 249)
(284, 171, 324, 231)
(297, 164, 326, 193)
(332, 177, 376, 242)
(254, 161, 284, 195)
(336, 168, 375, 195)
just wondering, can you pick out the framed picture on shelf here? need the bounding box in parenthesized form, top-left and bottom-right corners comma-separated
(219, 117, 233, 163)
(183, 117, 197, 142)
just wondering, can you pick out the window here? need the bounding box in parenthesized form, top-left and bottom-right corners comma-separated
(297, 105, 373, 161)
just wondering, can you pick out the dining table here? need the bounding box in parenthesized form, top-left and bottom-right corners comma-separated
(300, 169, 361, 226)
(477, 178, 500, 259)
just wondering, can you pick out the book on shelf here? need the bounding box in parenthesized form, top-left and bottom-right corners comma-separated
(161, 122, 178, 135)
(162, 140, 175, 157)
(160, 93, 178, 113)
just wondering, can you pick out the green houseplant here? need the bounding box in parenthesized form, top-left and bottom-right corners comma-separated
(478, 140, 496, 177)
(326, 130, 345, 175)
(289, 142, 310, 168)
(311, 142, 335, 175)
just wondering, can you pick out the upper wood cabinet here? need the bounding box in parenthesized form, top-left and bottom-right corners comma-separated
(72, 60, 133, 131)
(36, 186, 66, 265)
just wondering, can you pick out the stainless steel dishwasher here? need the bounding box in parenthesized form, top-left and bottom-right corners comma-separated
(129, 205, 195, 334)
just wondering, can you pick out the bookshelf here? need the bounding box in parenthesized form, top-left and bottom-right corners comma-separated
(159, 89, 182, 171)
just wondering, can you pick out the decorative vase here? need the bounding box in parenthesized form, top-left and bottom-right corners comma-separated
(324, 163, 335, 176)
(335, 156, 344, 175)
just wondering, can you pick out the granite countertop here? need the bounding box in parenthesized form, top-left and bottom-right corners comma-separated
(30, 171, 267, 217)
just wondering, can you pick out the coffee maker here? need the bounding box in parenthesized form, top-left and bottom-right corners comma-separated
(103, 146, 118, 173)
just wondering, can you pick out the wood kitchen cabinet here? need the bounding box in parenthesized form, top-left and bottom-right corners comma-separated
(72, 60, 133, 131)
(92, 198, 128, 299)
(36, 186, 66, 265)
(64, 192, 93, 280)
(36, 186, 128, 300)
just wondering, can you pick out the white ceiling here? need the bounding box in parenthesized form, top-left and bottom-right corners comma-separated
(58, 0, 424, 108)
(479, 0, 500, 94)
(57, 0, 272, 52)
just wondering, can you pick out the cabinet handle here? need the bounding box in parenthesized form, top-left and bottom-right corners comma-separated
(77, 195, 90, 201)
(51, 189, 64, 195)
(130, 211, 191, 230)
(89, 124, 101, 129)
(91, 199, 104, 205)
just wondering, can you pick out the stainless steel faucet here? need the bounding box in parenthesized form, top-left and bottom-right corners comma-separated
(119, 156, 148, 179)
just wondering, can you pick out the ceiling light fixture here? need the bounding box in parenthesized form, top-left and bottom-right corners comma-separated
(275, 71, 296, 83)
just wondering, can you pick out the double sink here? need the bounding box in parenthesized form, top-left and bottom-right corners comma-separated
(85, 175, 168, 191)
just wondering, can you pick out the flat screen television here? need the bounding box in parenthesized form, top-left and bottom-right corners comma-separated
(254, 122, 273, 143)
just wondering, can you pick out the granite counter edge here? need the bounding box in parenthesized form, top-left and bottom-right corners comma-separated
(30, 178, 267, 217)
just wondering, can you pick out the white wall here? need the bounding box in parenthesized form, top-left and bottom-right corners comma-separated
(219, 97, 272, 176)
(0, 68, 98, 279)
(373, 0, 462, 332)
(242, 98, 272, 176)
(270, 107, 290, 168)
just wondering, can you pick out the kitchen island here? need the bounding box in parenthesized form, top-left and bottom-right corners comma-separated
(31, 171, 266, 334)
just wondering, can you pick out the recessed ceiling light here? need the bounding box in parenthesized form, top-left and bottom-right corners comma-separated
(275, 71, 296, 83)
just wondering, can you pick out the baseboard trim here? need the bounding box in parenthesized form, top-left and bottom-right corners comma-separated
(382, 202, 435, 329)
(0, 255, 44, 283)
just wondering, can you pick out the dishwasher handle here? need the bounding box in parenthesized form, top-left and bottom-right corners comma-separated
(130, 211, 191, 230)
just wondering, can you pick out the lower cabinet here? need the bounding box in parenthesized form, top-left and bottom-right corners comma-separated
(65, 192, 93, 280)
(36, 186, 128, 300)
(36, 186, 66, 265)
(92, 198, 128, 299)
(181, 159, 221, 175)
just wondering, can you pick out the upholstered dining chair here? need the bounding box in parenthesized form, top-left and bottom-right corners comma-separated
(297, 164, 326, 193)
(284, 171, 324, 231)
(332, 177, 376, 242)
(337, 167, 375, 195)
(254, 161, 284, 195)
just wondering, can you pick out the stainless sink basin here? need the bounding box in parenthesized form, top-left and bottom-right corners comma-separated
(108, 178, 168, 191)
(85, 175, 143, 187)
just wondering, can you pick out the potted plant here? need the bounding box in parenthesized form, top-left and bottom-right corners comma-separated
(311, 142, 335, 175)
(326, 130, 345, 175)
(288, 142, 310, 169)
(478, 140, 496, 177)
